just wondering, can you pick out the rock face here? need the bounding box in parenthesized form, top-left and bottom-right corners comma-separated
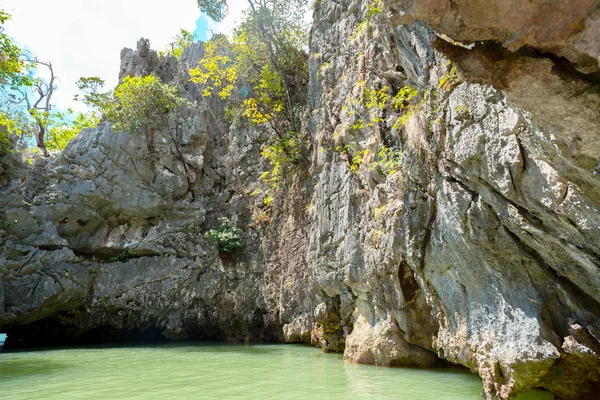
(1, 2, 600, 399)
(0, 40, 284, 344)
(303, 0, 600, 398)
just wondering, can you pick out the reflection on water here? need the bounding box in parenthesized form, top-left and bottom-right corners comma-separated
(0, 343, 552, 400)
(0, 359, 69, 381)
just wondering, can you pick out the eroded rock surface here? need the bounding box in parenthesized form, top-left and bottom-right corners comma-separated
(0, 41, 284, 344)
(305, 1, 600, 399)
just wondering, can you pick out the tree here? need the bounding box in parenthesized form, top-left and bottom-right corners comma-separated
(0, 11, 29, 87)
(74, 77, 113, 118)
(1, 11, 58, 158)
(196, 0, 228, 22)
(7, 57, 58, 157)
(192, 0, 309, 130)
(191, 0, 309, 207)
(107, 75, 187, 151)
(0, 10, 30, 155)
(188, 36, 244, 192)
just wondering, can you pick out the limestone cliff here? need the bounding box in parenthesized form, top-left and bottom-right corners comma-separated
(305, 1, 600, 398)
(1, 1, 600, 399)
(0, 40, 285, 344)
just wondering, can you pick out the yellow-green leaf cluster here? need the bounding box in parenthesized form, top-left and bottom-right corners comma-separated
(438, 64, 460, 92)
(348, 84, 419, 132)
(367, 0, 384, 18)
(349, 148, 368, 173)
(369, 145, 403, 175)
(259, 131, 303, 191)
(0, 110, 18, 154)
(47, 112, 99, 152)
(108, 75, 186, 135)
(159, 29, 196, 59)
(0, 11, 30, 87)
(391, 86, 418, 109)
(74, 77, 113, 117)
(189, 40, 237, 101)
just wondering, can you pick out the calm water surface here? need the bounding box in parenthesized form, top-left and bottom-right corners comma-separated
(0, 342, 551, 399)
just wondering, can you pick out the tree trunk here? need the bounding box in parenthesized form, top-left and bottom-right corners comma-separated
(146, 126, 154, 152)
(35, 126, 50, 157)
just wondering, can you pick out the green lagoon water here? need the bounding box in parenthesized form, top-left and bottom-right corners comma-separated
(0, 342, 552, 400)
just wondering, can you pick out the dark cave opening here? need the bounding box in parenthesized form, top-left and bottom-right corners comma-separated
(0, 324, 223, 351)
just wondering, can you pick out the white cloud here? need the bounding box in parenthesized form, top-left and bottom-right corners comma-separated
(217, 0, 248, 37)
(1, 0, 200, 111)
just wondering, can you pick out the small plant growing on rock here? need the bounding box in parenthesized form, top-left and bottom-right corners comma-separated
(250, 208, 271, 227)
(370, 145, 403, 175)
(203, 218, 244, 253)
(438, 63, 461, 92)
(260, 131, 304, 191)
(108, 249, 129, 263)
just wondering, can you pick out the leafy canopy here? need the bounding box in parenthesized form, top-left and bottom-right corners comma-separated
(192, 0, 309, 127)
(108, 75, 186, 135)
(189, 39, 237, 100)
(259, 131, 303, 191)
(74, 77, 113, 117)
(0, 10, 31, 154)
(196, 0, 228, 22)
(46, 111, 99, 152)
(191, 0, 309, 212)
(0, 11, 30, 87)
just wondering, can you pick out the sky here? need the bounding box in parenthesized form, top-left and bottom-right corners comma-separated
(0, 0, 250, 112)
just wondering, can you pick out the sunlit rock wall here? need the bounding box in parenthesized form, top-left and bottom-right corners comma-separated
(305, 0, 600, 398)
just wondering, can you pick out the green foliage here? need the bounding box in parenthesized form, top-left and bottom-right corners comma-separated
(370, 145, 403, 175)
(0, 11, 30, 154)
(351, 20, 369, 42)
(189, 39, 237, 100)
(263, 194, 273, 207)
(455, 104, 469, 116)
(0, 110, 18, 154)
(349, 148, 368, 173)
(197, 0, 228, 22)
(191, 0, 308, 129)
(391, 86, 418, 109)
(203, 218, 244, 253)
(345, 84, 418, 133)
(74, 77, 113, 117)
(108, 75, 187, 136)
(0, 130, 10, 155)
(0, 11, 30, 87)
(108, 249, 129, 263)
(438, 64, 460, 91)
(46, 111, 99, 152)
(352, 0, 384, 41)
(367, 0, 384, 18)
(191, 0, 309, 209)
(259, 131, 303, 191)
(160, 29, 196, 59)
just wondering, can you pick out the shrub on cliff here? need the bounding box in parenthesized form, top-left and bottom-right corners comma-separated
(203, 218, 244, 254)
(106, 75, 188, 151)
